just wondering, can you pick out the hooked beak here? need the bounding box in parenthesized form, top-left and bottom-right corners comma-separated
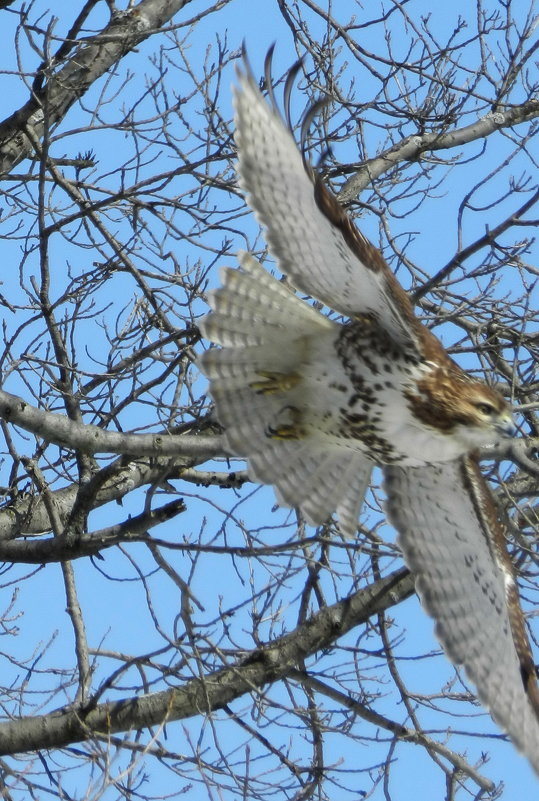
(496, 413, 518, 438)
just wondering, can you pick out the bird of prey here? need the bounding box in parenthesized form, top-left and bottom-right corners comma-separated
(199, 51, 539, 774)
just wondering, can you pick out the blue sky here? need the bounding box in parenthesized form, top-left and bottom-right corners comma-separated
(0, 1, 537, 799)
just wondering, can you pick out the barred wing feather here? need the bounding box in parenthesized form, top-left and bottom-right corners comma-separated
(385, 458, 539, 774)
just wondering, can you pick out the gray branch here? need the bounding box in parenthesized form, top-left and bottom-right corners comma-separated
(0, 457, 171, 538)
(0, 0, 192, 175)
(338, 101, 539, 202)
(0, 388, 222, 458)
(0, 498, 187, 562)
(0, 566, 414, 755)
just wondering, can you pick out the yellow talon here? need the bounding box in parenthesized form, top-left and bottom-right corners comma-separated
(250, 370, 301, 394)
(266, 405, 305, 440)
(267, 424, 302, 440)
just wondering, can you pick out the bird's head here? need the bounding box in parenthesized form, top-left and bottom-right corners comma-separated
(442, 381, 516, 450)
(408, 370, 515, 451)
(456, 382, 516, 445)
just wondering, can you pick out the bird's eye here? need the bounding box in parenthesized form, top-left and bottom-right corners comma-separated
(476, 402, 495, 416)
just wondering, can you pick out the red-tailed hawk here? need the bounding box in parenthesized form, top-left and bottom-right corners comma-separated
(199, 52, 539, 774)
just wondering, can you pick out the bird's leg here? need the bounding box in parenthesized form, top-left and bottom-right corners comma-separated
(250, 370, 301, 394)
(266, 405, 304, 439)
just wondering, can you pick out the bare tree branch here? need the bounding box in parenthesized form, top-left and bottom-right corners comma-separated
(338, 100, 539, 202)
(0, 387, 222, 457)
(0, 0, 194, 174)
(0, 567, 415, 754)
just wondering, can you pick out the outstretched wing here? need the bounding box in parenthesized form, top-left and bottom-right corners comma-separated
(233, 54, 421, 352)
(385, 457, 539, 773)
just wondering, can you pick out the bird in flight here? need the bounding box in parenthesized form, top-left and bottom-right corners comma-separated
(199, 50, 539, 774)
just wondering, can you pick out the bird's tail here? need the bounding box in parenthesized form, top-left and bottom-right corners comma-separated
(199, 251, 372, 535)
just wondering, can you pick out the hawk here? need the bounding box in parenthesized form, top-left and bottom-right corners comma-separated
(199, 51, 539, 774)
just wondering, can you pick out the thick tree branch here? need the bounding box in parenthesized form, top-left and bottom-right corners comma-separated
(0, 388, 222, 458)
(0, 460, 243, 540)
(0, 498, 187, 562)
(338, 100, 539, 202)
(0, 566, 414, 755)
(0, 0, 192, 175)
